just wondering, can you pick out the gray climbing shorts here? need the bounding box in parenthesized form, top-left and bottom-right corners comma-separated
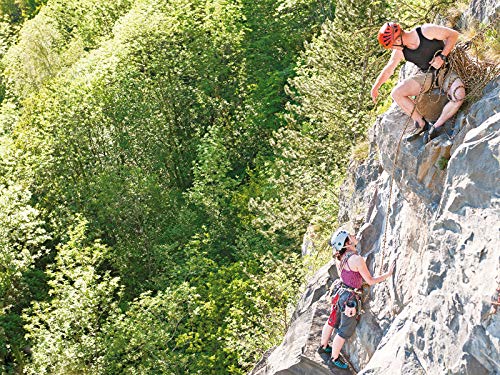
(334, 291, 358, 339)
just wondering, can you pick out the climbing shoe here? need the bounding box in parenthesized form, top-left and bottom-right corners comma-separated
(328, 356, 348, 370)
(405, 119, 430, 142)
(317, 345, 332, 355)
(423, 123, 440, 144)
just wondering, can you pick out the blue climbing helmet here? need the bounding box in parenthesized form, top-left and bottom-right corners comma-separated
(330, 229, 349, 252)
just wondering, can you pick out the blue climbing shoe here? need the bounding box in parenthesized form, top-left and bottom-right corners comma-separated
(328, 356, 348, 370)
(317, 345, 332, 355)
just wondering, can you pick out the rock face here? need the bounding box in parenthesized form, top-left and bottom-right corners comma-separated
(355, 77, 500, 375)
(250, 78, 500, 374)
(460, 0, 499, 27)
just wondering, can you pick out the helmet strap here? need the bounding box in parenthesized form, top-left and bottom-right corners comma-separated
(392, 34, 405, 48)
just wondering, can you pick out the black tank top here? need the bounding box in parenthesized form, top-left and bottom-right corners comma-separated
(403, 27, 444, 72)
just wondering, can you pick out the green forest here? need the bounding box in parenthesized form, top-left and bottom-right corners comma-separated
(0, 0, 495, 373)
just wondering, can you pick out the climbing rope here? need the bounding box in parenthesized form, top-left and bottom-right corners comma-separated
(448, 39, 500, 103)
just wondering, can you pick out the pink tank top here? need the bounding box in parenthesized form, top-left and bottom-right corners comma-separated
(340, 253, 363, 289)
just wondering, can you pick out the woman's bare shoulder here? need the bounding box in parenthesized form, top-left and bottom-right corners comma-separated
(349, 253, 365, 266)
(351, 253, 364, 260)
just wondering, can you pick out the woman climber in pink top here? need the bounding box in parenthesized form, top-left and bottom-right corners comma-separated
(317, 229, 395, 370)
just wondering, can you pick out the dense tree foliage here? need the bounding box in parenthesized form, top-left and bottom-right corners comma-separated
(0, 0, 459, 372)
(0, 183, 49, 372)
(24, 219, 122, 374)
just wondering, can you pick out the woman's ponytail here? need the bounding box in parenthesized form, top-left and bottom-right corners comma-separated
(334, 237, 350, 260)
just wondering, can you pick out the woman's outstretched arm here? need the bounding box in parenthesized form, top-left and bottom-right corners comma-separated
(352, 255, 395, 286)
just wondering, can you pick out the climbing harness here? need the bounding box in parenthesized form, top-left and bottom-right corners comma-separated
(328, 253, 364, 326)
(327, 281, 363, 328)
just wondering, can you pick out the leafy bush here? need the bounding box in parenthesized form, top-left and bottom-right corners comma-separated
(23, 218, 122, 374)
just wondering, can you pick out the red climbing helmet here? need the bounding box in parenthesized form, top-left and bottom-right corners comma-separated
(378, 22, 402, 49)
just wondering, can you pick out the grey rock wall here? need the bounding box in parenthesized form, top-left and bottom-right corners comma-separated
(250, 73, 500, 374)
(459, 0, 499, 28)
(356, 78, 500, 375)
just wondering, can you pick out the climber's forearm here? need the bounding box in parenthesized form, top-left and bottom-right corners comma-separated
(362, 270, 393, 286)
(357, 258, 395, 286)
(442, 30, 459, 56)
(372, 271, 392, 285)
(373, 66, 394, 90)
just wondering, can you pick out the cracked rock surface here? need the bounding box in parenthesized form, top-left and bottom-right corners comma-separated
(250, 73, 499, 374)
